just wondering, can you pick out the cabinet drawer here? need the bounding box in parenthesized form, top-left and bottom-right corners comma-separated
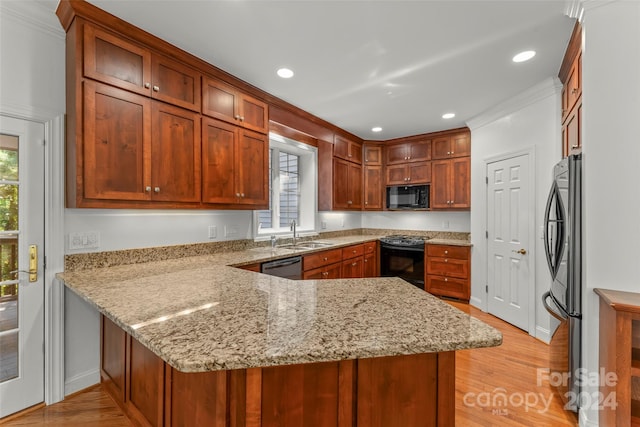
(426, 275, 469, 300)
(426, 257, 468, 279)
(303, 262, 342, 280)
(342, 244, 365, 260)
(426, 244, 469, 260)
(342, 256, 364, 278)
(303, 248, 343, 271)
(363, 241, 377, 254)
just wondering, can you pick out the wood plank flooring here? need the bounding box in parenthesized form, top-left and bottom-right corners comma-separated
(1, 301, 577, 426)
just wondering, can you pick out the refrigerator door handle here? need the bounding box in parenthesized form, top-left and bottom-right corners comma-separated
(542, 291, 568, 321)
(543, 182, 566, 279)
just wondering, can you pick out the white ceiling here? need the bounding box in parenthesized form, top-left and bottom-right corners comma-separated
(77, 1, 575, 140)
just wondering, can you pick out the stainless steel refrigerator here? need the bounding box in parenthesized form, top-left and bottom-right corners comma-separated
(542, 153, 582, 413)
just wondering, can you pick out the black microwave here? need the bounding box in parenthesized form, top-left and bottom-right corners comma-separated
(386, 184, 430, 210)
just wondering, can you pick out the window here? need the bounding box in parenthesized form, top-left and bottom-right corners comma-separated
(255, 134, 317, 237)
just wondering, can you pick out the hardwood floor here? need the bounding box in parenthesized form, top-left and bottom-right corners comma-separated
(1, 301, 577, 426)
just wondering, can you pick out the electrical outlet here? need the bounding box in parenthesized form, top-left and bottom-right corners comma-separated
(68, 231, 100, 250)
(208, 225, 217, 239)
(225, 224, 239, 237)
(321, 221, 327, 229)
(442, 221, 450, 229)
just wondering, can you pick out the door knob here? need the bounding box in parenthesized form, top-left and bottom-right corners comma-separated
(513, 249, 527, 255)
(10, 245, 38, 282)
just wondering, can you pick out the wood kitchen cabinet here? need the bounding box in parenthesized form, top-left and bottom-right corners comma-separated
(83, 81, 201, 205)
(84, 23, 201, 112)
(363, 241, 379, 277)
(333, 158, 363, 210)
(202, 76, 268, 134)
(386, 162, 431, 186)
(303, 248, 343, 279)
(425, 244, 470, 301)
(595, 288, 640, 427)
(385, 139, 431, 165)
(560, 23, 582, 157)
(432, 132, 470, 160)
(363, 144, 383, 210)
(363, 144, 382, 165)
(202, 118, 269, 208)
(431, 157, 470, 210)
(341, 244, 365, 278)
(334, 135, 363, 163)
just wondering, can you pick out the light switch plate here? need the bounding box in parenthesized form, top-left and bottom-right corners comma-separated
(68, 231, 100, 250)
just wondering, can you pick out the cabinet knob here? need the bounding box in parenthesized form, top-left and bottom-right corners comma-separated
(322, 272, 328, 277)
(240, 116, 245, 121)
(323, 257, 328, 261)
(571, 88, 578, 94)
(451, 151, 454, 155)
(444, 250, 448, 254)
(144, 82, 151, 89)
(347, 200, 352, 204)
(348, 154, 352, 157)
(154, 187, 160, 193)
(407, 156, 411, 160)
(444, 278, 448, 282)
(447, 151, 451, 155)
(444, 259, 448, 263)
(240, 193, 245, 198)
(571, 145, 579, 149)
(236, 193, 240, 197)
(235, 115, 240, 120)
(352, 262, 357, 266)
(364, 259, 368, 262)
(153, 85, 159, 92)
(145, 186, 151, 192)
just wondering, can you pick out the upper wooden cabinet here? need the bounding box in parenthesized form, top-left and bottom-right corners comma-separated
(386, 162, 431, 186)
(560, 22, 582, 158)
(84, 23, 201, 112)
(334, 135, 362, 164)
(562, 51, 581, 123)
(202, 77, 268, 134)
(364, 165, 383, 210)
(432, 133, 470, 159)
(82, 81, 201, 205)
(333, 158, 362, 210)
(201, 118, 268, 208)
(386, 140, 431, 165)
(363, 145, 382, 165)
(431, 157, 470, 210)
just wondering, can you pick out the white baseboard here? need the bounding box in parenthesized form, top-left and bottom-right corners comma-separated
(535, 325, 551, 344)
(469, 295, 484, 311)
(64, 369, 100, 396)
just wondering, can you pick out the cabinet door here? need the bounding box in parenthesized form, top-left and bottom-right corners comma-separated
(407, 140, 431, 162)
(334, 135, 362, 163)
(364, 165, 383, 210)
(407, 162, 431, 184)
(430, 160, 450, 209)
(83, 24, 151, 96)
(386, 144, 408, 165)
(565, 103, 581, 156)
(450, 133, 470, 158)
(348, 162, 363, 209)
(431, 137, 451, 159)
(151, 54, 201, 112)
(363, 252, 378, 277)
(342, 256, 364, 278)
(83, 81, 151, 201)
(238, 93, 268, 134)
(202, 77, 237, 125)
(333, 158, 351, 209)
(202, 118, 238, 204)
(386, 164, 408, 185)
(151, 102, 201, 202)
(450, 157, 470, 209)
(101, 315, 126, 403)
(426, 276, 469, 300)
(363, 145, 382, 165)
(236, 128, 269, 206)
(303, 263, 342, 280)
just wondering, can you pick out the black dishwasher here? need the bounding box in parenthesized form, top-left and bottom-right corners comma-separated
(261, 256, 302, 279)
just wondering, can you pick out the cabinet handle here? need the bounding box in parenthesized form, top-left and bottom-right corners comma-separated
(347, 200, 353, 205)
(154, 187, 160, 193)
(144, 82, 150, 89)
(571, 145, 579, 149)
(236, 193, 240, 197)
(153, 85, 159, 92)
(451, 151, 454, 155)
(447, 151, 451, 155)
(322, 272, 328, 277)
(348, 154, 352, 158)
(407, 156, 411, 160)
(444, 259, 448, 263)
(323, 257, 328, 261)
(235, 115, 240, 120)
(571, 88, 578, 94)
(352, 262, 357, 266)
(364, 259, 368, 262)
(240, 116, 245, 121)
(241, 193, 245, 198)
(145, 186, 151, 192)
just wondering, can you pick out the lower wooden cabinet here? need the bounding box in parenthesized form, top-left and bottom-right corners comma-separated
(302, 242, 378, 280)
(101, 314, 455, 427)
(303, 262, 342, 280)
(425, 244, 470, 301)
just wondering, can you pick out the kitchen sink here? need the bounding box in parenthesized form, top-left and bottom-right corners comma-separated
(278, 241, 334, 250)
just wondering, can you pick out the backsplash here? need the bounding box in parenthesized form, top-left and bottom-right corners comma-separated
(64, 228, 470, 271)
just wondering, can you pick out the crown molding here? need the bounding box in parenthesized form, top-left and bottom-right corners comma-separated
(465, 77, 562, 132)
(0, 1, 64, 40)
(565, 0, 584, 21)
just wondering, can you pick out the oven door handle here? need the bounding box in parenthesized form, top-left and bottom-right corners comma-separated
(542, 291, 568, 321)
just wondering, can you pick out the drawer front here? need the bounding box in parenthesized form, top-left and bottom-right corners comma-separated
(426, 257, 468, 279)
(303, 248, 343, 271)
(342, 256, 364, 278)
(342, 244, 365, 260)
(426, 275, 469, 300)
(426, 244, 469, 260)
(363, 241, 377, 254)
(303, 262, 342, 280)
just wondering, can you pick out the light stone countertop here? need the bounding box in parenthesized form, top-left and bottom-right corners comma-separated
(58, 235, 499, 373)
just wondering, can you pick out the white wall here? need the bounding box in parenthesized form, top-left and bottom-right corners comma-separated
(467, 77, 562, 343)
(581, 2, 640, 426)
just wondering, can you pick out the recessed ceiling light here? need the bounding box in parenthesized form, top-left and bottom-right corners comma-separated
(372, 127, 382, 132)
(512, 50, 536, 63)
(442, 113, 455, 119)
(277, 68, 294, 78)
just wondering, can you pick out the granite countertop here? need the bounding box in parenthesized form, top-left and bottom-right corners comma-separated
(58, 235, 499, 373)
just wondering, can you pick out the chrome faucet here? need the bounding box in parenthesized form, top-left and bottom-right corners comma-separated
(290, 220, 297, 246)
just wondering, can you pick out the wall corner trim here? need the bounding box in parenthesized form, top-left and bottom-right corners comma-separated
(465, 77, 562, 132)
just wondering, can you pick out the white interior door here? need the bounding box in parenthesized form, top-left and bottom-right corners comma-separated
(0, 116, 45, 417)
(487, 153, 532, 331)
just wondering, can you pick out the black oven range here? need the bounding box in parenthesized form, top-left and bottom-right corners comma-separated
(379, 235, 426, 289)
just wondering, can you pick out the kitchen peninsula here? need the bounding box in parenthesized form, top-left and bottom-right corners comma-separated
(58, 236, 501, 427)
